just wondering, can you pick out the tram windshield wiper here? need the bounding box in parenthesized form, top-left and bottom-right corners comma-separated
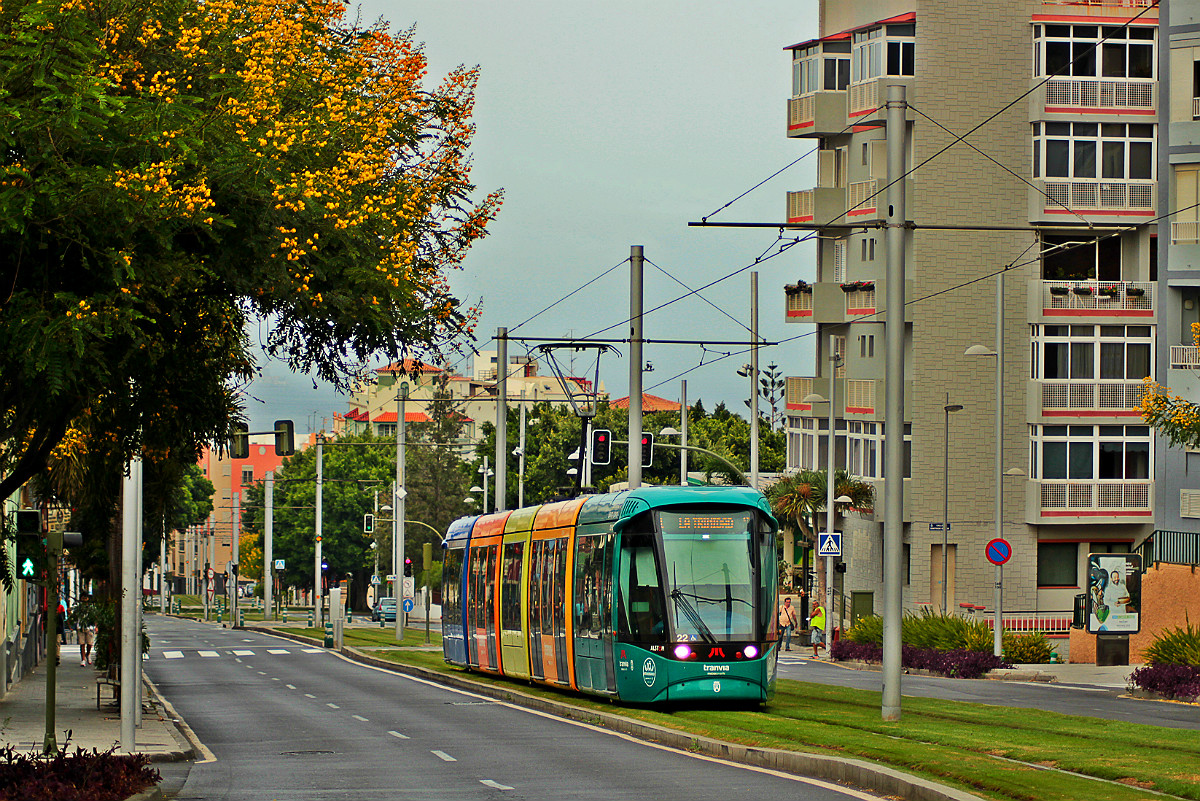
(670, 588, 717, 644)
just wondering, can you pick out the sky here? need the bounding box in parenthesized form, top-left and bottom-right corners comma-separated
(245, 1, 822, 436)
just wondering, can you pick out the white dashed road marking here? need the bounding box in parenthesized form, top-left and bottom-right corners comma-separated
(302, 648, 323, 653)
(198, 651, 219, 658)
(286, 684, 296, 690)
(304, 694, 316, 699)
(352, 715, 368, 722)
(327, 703, 340, 709)
(431, 751, 456, 762)
(480, 780, 513, 791)
(233, 650, 254, 656)
(163, 651, 184, 659)
(388, 731, 409, 740)
(267, 649, 290, 654)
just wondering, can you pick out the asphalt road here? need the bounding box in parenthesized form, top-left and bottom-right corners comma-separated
(144, 617, 880, 800)
(775, 652, 1200, 730)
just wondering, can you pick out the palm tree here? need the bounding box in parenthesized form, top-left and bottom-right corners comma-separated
(767, 468, 874, 600)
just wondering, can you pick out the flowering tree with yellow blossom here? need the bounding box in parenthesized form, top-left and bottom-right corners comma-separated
(0, 0, 501, 505)
(1142, 322, 1200, 447)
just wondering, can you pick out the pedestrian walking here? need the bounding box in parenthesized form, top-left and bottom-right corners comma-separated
(777, 597, 799, 651)
(809, 600, 826, 659)
(79, 623, 95, 666)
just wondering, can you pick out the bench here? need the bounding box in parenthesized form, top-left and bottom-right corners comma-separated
(96, 669, 119, 709)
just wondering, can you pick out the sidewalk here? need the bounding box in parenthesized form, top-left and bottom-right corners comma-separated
(0, 642, 192, 760)
(1002, 662, 1137, 689)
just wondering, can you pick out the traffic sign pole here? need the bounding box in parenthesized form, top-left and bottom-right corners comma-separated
(985, 538, 1012, 659)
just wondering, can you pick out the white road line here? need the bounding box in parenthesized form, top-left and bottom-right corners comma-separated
(387, 731, 409, 740)
(480, 780, 513, 791)
(267, 649, 290, 654)
(327, 703, 340, 709)
(352, 715, 368, 722)
(286, 684, 296, 690)
(257, 671, 267, 675)
(431, 750, 456, 762)
(304, 693, 316, 699)
(197, 651, 219, 658)
(301, 648, 323, 653)
(271, 677, 280, 681)
(163, 651, 184, 659)
(233, 650, 254, 656)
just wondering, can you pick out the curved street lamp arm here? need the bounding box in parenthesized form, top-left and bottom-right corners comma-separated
(650, 441, 748, 486)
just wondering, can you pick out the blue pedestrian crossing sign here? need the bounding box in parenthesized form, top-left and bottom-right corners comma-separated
(818, 532, 842, 557)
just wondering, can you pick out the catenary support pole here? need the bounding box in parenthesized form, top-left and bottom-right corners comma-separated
(495, 327, 508, 512)
(159, 524, 166, 615)
(396, 383, 408, 639)
(750, 272, 760, 490)
(265, 472, 274, 622)
(882, 83, 908, 721)
(315, 433, 323, 627)
(826, 333, 837, 639)
(120, 457, 140, 751)
(135, 467, 144, 727)
(994, 271, 1005, 656)
(518, 390, 527, 507)
(628, 245, 644, 489)
(232, 491, 239, 621)
(680, 380, 688, 485)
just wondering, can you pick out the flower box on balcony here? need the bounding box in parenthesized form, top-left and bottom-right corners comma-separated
(1125, 286, 1145, 297)
(840, 283, 857, 293)
(784, 281, 811, 296)
(1049, 285, 1070, 296)
(1072, 286, 1094, 296)
(856, 281, 875, 292)
(1098, 285, 1120, 298)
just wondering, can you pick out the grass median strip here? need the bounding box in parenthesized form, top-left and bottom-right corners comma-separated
(267, 629, 1198, 801)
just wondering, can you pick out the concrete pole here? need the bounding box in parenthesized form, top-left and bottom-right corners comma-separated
(120, 457, 140, 751)
(265, 472, 274, 622)
(881, 83, 908, 721)
(495, 327, 508, 512)
(994, 271, 1005, 657)
(943, 395, 950, 614)
(518, 390, 527, 508)
(750, 272, 760, 491)
(396, 383, 408, 639)
(315, 434, 324, 627)
(680, 380, 688, 486)
(826, 333, 837, 638)
(232, 491, 240, 620)
(159, 525, 166, 615)
(629, 245, 644, 489)
(135, 466, 143, 727)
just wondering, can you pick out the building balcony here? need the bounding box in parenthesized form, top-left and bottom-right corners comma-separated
(1031, 379, 1147, 419)
(787, 91, 848, 138)
(786, 187, 846, 225)
(785, 376, 910, 420)
(1028, 479, 1152, 522)
(1171, 345, 1200, 369)
(846, 78, 914, 126)
(783, 280, 911, 325)
(1030, 78, 1155, 120)
(1171, 221, 1200, 245)
(1035, 279, 1154, 319)
(1030, 179, 1155, 224)
(1167, 346, 1200, 403)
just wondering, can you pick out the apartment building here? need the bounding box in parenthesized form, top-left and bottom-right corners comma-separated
(783, 0, 1158, 624)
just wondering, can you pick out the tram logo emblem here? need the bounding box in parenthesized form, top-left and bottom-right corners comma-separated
(642, 657, 656, 687)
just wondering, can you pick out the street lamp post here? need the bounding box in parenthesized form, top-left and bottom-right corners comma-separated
(658, 429, 747, 485)
(942, 397, 964, 614)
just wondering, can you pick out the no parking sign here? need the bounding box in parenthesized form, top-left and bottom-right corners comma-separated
(985, 538, 1012, 566)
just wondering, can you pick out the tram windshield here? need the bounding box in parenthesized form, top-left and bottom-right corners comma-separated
(657, 509, 771, 642)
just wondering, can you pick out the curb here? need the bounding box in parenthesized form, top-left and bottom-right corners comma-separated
(248, 626, 985, 801)
(141, 675, 198, 763)
(831, 660, 1057, 683)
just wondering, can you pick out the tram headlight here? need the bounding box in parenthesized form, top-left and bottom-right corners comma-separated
(743, 644, 759, 659)
(673, 643, 693, 660)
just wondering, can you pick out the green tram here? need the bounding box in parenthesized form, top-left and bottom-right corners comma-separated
(440, 485, 780, 704)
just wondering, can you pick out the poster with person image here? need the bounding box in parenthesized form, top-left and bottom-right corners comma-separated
(1086, 553, 1141, 634)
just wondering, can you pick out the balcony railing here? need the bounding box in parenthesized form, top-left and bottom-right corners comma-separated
(849, 81, 880, 117)
(1040, 479, 1151, 515)
(1171, 345, 1200, 369)
(1172, 221, 1200, 244)
(789, 95, 814, 129)
(1041, 280, 1153, 316)
(845, 379, 876, 414)
(846, 287, 876, 314)
(1194, 97, 1200, 121)
(1042, 180, 1154, 212)
(1044, 79, 1154, 112)
(1041, 0, 1154, 6)
(785, 377, 813, 410)
(787, 190, 813, 221)
(847, 180, 878, 215)
(1039, 379, 1146, 414)
(786, 291, 813, 317)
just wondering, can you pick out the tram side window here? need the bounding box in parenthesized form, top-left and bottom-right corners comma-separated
(574, 534, 610, 639)
(484, 545, 499, 634)
(442, 548, 462, 627)
(528, 540, 544, 638)
(618, 532, 666, 643)
(501, 542, 524, 632)
(553, 538, 568, 635)
(468, 548, 483, 628)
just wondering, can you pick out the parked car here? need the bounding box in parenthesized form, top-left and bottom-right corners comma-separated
(371, 597, 397, 622)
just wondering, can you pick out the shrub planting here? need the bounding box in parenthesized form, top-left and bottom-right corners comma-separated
(1129, 663, 1200, 702)
(0, 744, 159, 801)
(830, 640, 1009, 679)
(1002, 631, 1057, 664)
(1142, 618, 1200, 668)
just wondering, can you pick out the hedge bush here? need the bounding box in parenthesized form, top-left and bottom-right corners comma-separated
(830, 640, 1009, 679)
(846, 610, 993, 652)
(1142, 618, 1200, 668)
(1002, 631, 1057, 664)
(0, 745, 159, 801)
(1129, 663, 1200, 702)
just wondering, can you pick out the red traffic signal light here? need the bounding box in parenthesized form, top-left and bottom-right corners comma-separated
(640, 432, 654, 468)
(590, 428, 612, 465)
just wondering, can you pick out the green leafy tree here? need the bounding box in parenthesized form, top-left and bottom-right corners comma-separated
(0, 0, 500, 513)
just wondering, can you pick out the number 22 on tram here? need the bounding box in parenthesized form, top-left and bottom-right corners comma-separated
(440, 485, 780, 704)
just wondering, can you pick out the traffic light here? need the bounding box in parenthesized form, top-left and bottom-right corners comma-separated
(404, 557, 412, 577)
(363, 514, 374, 534)
(835, 561, 847, 574)
(13, 510, 43, 582)
(590, 429, 611, 465)
(229, 422, 249, 459)
(640, 432, 654, 467)
(274, 419, 295, 456)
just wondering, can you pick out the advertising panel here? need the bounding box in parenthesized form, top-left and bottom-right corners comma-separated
(1086, 553, 1141, 634)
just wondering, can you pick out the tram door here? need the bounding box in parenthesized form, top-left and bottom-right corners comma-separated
(572, 530, 614, 693)
(467, 544, 500, 671)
